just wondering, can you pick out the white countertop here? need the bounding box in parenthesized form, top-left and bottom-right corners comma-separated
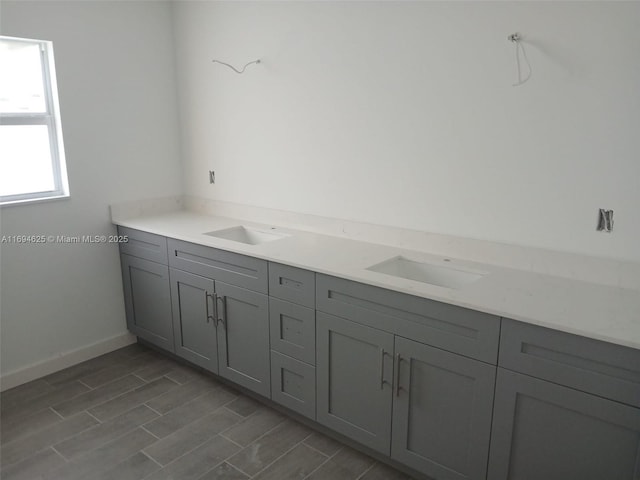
(113, 210, 640, 351)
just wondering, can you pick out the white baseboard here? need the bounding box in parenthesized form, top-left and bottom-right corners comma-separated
(0, 332, 137, 392)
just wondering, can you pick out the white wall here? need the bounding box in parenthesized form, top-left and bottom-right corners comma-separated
(0, 1, 183, 380)
(173, 1, 640, 262)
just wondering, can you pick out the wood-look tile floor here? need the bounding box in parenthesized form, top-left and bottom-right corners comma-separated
(0, 344, 414, 480)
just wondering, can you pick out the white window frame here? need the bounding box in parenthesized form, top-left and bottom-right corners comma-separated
(0, 36, 69, 206)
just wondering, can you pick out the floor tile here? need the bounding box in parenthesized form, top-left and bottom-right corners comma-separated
(226, 420, 311, 476)
(0, 407, 62, 445)
(221, 407, 285, 447)
(305, 446, 375, 480)
(79, 364, 133, 389)
(359, 462, 413, 480)
(44, 427, 157, 480)
(51, 374, 144, 418)
(144, 387, 237, 438)
(164, 364, 209, 385)
(88, 377, 179, 421)
(225, 396, 261, 417)
(197, 462, 249, 480)
(1, 380, 90, 422)
(253, 443, 326, 480)
(54, 404, 158, 459)
(1, 411, 98, 466)
(145, 435, 240, 480)
(144, 378, 221, 415)
(144, 408, 242, 466)
(0, 380, 56, 412)
(303, 433, 343, 457)
(92, 451, 160, 480)
(0, 447, 65, 480)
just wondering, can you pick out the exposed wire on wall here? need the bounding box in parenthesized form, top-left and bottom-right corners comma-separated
(212, 59, 261, 74)
(508, 33, 532, 87)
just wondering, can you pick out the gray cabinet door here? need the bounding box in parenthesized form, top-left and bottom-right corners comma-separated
(316, 312, 394, 455)
(392, 337, 496, 480)
(121, 254, 174, 352)
(216, 281, 270, 397)
(488, 368, 640, 480)
(170, 268, 218, 372)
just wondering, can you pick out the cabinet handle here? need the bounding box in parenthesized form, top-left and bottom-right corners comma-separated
(395, 353, 403, 396)
(212, 292, 219, 324)
(205, 291, 215, 324)
(216, 295, 227, 328)
(379, 348, 387, 389)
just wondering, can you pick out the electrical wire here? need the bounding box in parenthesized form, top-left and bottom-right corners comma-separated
(212, 59, 261, 74)
(509, 33, 532, 87)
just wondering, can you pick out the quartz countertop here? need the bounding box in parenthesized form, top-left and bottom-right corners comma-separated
(113, 210, 640, 351)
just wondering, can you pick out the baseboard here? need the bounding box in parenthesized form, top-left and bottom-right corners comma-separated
(0, 332, 137, 392)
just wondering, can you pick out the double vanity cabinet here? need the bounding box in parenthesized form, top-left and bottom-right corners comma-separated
(118, 226, 640, 480)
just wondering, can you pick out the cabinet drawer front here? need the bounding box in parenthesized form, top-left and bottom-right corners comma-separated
(316, 274, 500, 364)
(268, 263, 315, 307)
(269, 298, 315, 365)
(270, 351, 316, 420)
(499, 319, 640, 407)
(118, 227, 168, 264)
(168, 239, 268, 293)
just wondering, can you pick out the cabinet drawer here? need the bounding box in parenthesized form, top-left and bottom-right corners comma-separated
(271, 351, 316, 420)
(316, 274, 501, 364)
(118, 226, 168, 264)
(269, 263, 315, 308)
(499, 319, 640, 407)
(269, 298, 315, 365)
(168, 239, 268, 293)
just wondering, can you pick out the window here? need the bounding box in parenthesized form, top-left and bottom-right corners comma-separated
(0, 36, 69, 205)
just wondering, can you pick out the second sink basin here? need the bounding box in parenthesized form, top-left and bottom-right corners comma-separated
(204, 226, 290, 245)
(366, 256, 486, 289)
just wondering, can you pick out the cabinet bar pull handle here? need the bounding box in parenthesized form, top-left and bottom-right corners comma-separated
(395, 353, 403, 396)
(380, 348, 387, 389)
(216, 295, 226, 328)
(212, 292, 219, 324)
(205, 291, 215, 324)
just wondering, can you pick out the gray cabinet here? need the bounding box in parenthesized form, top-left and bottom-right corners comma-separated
(170, 268, 218, 372)
(488, 368, 640, 480)
(120, 254, 174, 352)
(166, 238, 271, 397)
(216, 281, 270, 397)
(489, 319, 640, 480)
(392, 337, 495, 480)
(316, 312, 394, 454)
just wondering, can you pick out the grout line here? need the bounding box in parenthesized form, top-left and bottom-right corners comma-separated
(144, 404, 164, 417)
(301, 454, 332, 480)
(140, 425, 161, 440)
(248, 433, 311, 478)
(49, 406, 65, 420)
(219, 432, 244, 449)
(77, 380, 93, 390)
(50, 445, 70, 463)
(84, 410, 103, 424)
(141, 450, 164, 468)
(301, 441, 332, 459)
(355, 462, 377, 480)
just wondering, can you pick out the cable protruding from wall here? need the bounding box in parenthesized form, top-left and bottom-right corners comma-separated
(212, 59, 261, 74)
(508, 33, 532, 87)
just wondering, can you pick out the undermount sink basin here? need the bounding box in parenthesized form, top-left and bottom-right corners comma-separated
(204, 226, 290, 245)
(366, 256, 486, 289)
